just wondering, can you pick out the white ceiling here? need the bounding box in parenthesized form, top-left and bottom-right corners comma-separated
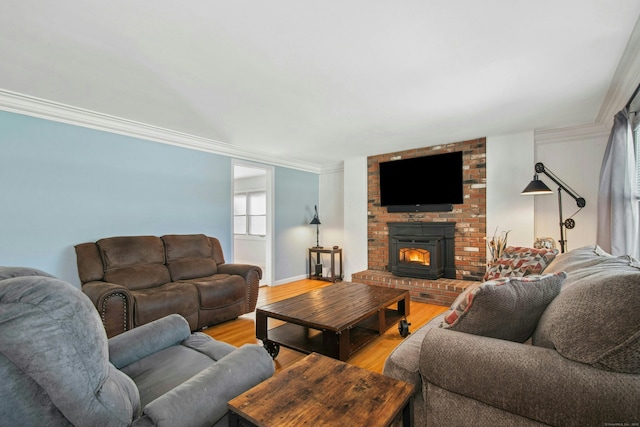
(1, 1, 640, 168)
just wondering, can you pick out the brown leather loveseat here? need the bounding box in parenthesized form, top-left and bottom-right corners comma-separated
(75, 233, 261, 338)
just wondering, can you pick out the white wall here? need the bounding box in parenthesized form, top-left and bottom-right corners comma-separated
(342, 157, 369, 280)
(533, 128, 609, 251)
(319, 170, 345, 249)
(486, 132, 536, 250)
(273, 167, 320, 284)
(316, 169, 345, 278)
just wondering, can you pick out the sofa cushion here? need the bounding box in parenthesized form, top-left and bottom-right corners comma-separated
(121, 344, 216, 408)
(167, 258, 218, 282)
(75, 243, 106, 283)
(544, 244, 640, 290)
(132, 282, 199, 327)
(98, 236, 170, 290)
(189, 274, 246, 309)
(384, 314, 445, 390)
(484, 246, 558, 281)
(104, 264, 171, 291)
(98, 236, 166, 269)
(533, 261, 640, 374)
(441, 272, 566, 342)
(162, 234, 218, 281)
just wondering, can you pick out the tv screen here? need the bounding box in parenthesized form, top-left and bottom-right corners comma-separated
(379, 151, 463, 207)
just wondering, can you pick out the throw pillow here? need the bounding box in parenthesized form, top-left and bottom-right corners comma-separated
(484, 246, 559, 281)
(441, 271, 566, 342)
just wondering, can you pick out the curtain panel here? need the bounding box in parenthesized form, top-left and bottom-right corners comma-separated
(596, 108, 640, 259)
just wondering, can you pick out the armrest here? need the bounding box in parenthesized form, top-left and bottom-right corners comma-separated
(217, 264, 262, 311)
(109, 314, 191, 368)
(421, 328, 640, 426)
(217, 263, 262, 280)
(139, 344, 275, 427)
(82, 281, 134, 338)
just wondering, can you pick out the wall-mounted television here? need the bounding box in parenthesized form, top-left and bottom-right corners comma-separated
(379, 151, 463, 212)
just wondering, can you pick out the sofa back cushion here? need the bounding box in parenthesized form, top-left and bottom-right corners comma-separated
(97, 236, 170, 290)
(75, 242, 105, 283)
(543, 245, 613, 274)
(533, 259, 640, 374)
(544, 244, 640, 290)
(162, 234, 217, 281)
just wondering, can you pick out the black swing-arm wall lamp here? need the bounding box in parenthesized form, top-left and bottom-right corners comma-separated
(521, 162, 586, 253)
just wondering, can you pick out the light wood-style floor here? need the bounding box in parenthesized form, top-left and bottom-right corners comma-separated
(202, 279, 447, 373)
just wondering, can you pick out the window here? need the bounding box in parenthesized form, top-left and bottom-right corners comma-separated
(234, 191, 267, 236)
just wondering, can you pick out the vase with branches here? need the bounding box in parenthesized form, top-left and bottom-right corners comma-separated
(487, 228, 510, 266)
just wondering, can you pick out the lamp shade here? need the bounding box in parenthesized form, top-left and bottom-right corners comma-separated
(310, 205, 321, 225)
(521, 175, 553, 195)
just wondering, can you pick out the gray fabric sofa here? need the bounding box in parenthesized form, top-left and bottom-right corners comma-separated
(0, 267, 274, 427)
(383, 245, 640, 426)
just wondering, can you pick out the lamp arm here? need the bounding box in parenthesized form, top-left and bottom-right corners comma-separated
(535, 163, 586, 208)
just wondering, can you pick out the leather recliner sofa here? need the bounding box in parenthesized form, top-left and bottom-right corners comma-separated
(75, 233, 261, 338)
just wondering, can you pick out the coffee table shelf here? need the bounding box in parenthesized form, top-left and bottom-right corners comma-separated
(256, 282, 410, 361)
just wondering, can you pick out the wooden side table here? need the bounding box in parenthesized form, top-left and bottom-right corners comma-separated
(308, 246, 342, 282)
(228, 353, 415, 427)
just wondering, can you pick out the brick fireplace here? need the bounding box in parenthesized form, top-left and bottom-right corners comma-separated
(352, 138, 487, 305)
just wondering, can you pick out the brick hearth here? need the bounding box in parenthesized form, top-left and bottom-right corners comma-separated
(351, 270, 474, 307)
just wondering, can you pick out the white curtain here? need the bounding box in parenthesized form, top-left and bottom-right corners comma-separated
(597, 108, 640, 258)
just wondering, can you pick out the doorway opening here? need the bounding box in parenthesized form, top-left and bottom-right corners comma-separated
(232, 161, 274, 286)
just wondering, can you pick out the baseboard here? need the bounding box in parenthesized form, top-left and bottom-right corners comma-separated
(271, 274, 308, 286)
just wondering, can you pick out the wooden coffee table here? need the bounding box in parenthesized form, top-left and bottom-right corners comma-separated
(256, 282, 410, 361)
(228, 352, 415, 427)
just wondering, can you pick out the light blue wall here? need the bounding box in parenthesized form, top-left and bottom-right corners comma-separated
(0, 110, 318, 287)
(274, 167, 319, 281)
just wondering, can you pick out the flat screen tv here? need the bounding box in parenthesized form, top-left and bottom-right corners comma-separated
(379, 151, 463, 211)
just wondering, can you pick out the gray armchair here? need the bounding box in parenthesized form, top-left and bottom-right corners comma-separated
(0, 267, 274, 427)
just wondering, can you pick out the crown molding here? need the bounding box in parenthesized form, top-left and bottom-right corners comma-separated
(535, 122, 609, 144)
(0, 89, 324, 174)
(319, 162, 345, 174)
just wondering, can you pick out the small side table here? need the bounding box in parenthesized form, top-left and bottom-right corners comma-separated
(308, 247, 342, 282)
(228, 352, 415, 427)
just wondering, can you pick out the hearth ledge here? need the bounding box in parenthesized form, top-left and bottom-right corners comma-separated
(351, 270, 476, 307)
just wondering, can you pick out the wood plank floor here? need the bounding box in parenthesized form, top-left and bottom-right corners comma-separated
(201, 279, 448, 374)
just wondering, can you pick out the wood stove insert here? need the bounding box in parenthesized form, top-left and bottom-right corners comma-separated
(388, 222, 456, 279)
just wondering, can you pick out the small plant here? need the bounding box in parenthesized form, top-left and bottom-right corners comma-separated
(487, 227, 510, 264)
